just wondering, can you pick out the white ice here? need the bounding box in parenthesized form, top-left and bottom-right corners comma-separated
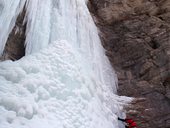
(0, 0, 132, 128)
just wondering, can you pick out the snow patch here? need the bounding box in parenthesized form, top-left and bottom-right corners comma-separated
(0, 40, 131, 128)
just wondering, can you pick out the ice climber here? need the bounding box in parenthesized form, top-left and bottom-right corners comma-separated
(118, 117, 137, 128)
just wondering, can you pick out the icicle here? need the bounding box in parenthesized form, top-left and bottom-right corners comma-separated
(0, 0, 26, 55)
(23, 0, 118, 92)
(24, 0, 52, 54)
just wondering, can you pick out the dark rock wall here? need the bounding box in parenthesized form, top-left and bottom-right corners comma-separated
(88, 0, 170, 128)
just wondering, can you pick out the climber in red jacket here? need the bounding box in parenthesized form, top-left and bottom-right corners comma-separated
(118, 117, 137, 128)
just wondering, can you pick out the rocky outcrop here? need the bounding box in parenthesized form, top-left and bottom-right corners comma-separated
(88, 0, 170, 128)
(0, 8, 26, 61)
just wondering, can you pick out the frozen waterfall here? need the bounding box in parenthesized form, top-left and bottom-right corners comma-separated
(0, 0, 131, 128)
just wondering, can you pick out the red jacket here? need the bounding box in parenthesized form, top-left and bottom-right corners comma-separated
(125, 119, 137, 128)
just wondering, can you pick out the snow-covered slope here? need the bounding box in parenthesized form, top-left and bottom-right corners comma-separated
(0, 0, 131, 128)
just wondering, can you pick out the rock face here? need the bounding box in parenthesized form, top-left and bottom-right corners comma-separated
(88, 0, 170, 128)
(0, 8, 26, 61)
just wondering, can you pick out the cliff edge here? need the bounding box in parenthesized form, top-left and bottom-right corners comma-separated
(88, 0, 170, 128)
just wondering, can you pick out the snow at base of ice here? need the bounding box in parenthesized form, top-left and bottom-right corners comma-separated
(0, 40, 131, 128)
